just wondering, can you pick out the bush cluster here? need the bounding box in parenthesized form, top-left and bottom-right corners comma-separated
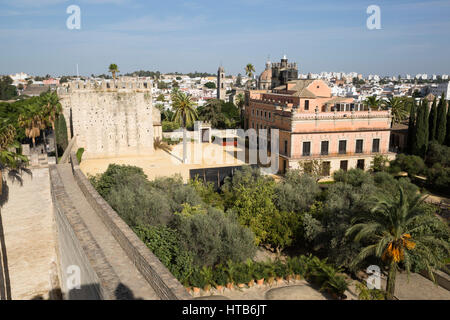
(90, 165, 257, 279)
(187, 255, 349, 299)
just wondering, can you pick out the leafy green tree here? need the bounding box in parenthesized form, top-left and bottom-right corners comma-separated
(0, 76, 17, 100)
(171, 89, 198, 163)
(236, 74, 242, 87)
(162, 120, 180, 132)
(156, 93, 165, 102)
(197, 99, 226, 128)
(274, 170, 320, 213)
(204, 82, 216, 89)
(158, 81, 168, 89)
(134, 225, 195, 284)
(224, 173, 277, 246)
(370, 154, 389, 172)
(389, 154, 426, 176)
(346, 186, 450, 300)
(428, 97, 438, 141)
(425, 141, 450, 167)
(436, 93, 447, 144)
(172, 207, 256, 266)
(314, 170, 377, 268)
(426, 163, 450, 193)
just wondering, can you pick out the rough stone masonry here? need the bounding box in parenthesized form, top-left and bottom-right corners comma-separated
(58, 79, 162, 160)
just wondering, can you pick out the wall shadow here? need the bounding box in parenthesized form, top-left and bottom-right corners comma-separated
(32, 283, 142, 300)
(0, 181, 11, 300)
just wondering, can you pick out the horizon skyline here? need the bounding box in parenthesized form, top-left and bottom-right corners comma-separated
(5, 64, 450, 79)
(1, 0, 450, 77)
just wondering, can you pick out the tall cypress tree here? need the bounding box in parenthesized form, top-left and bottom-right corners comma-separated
(412, 99, 429, 157)
(445, 100, 450, 147)
(407, 99, 417, 154)
(428, 97, 437, 141)
(436, 93, 447, 144)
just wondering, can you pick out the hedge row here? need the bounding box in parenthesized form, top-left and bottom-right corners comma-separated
(187, 255, 349, 299)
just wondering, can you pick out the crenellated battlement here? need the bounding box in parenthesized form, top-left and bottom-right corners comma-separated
(272, 62, 298, 69)
(57, 78, 152, 95)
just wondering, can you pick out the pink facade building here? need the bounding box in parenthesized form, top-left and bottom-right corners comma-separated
(244, 79, 394, 175)
(43, 78, 60, 85)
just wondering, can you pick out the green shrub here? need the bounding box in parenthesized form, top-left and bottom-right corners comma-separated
(426, 142, 450, 167)
(274, 170, 321, 213)
(321, 274, 349, 299)
(426, 163, 450, 192)
(200, 266, 214, 288)
(212, 265, 228, 286)
(189, 267, 207, 288)
(274, 259, 288, 278)
(370, 154, 389, 172)
(355, 282, 386, 300)
(287, 256, 308, 277)
(162, 120, 180, 132)
(173, 207, 256, 267)
(90, 164, 148, 198)
(233, 262, 252, 284)
(76, 147, 84, 163)
(333, 169, 373, 187)
(390, 154, 426, 176)
(224, 260, 237, 283)
(253, 262, 267, 280)
(263, 261, 276, 279)
(133, 225, 194, 284)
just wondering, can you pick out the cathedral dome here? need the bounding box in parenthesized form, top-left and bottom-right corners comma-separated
(260, 68, 272, 81)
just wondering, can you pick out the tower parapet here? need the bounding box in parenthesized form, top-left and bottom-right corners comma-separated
(57, 78, 152, 95)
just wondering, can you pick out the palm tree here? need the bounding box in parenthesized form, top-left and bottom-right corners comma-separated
(0, 121, 28, 195)
(382, 96, 408, 126)
(40, 91, 62, 156)
(171, 89, 198, 163)
(364, 95, 382, 111)
(346, 186, 450, 300)
(108, 64, 119, 82)
(245, 64, 256, 89)
(18, 101, 45, 150)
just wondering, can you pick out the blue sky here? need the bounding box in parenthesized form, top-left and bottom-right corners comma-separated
(0, 0, 449, 77)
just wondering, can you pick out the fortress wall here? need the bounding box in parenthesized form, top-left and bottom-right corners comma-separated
(69, 153, 190, 300)
(49, 165, 120, 300)
(60, 83, 159, 160)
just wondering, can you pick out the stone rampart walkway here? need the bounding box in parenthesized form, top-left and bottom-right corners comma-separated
(56, 163, 159, 299)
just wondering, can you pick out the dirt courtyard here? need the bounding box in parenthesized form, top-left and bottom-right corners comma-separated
(79, 142, 247, 181)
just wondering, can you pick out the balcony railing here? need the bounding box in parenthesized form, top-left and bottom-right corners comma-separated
(289, 151, 387, 159)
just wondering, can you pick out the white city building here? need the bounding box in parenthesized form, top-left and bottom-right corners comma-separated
(428, 82, 450, 100)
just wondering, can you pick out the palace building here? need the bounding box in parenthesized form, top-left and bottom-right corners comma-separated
(245, 78, 394, 175)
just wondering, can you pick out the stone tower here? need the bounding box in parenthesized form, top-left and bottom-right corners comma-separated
(57, 78, 162, 159)
(217, 66, 226, 100)
(271, 55, 298, 89)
